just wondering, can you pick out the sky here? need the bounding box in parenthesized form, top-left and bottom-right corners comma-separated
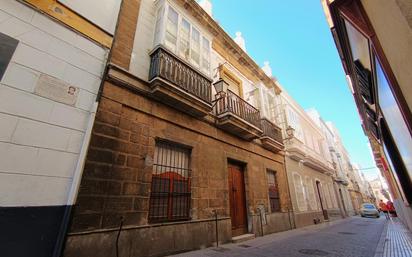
(210, 0, 380, 180)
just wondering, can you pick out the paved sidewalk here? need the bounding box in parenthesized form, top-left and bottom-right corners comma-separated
(374, 218, 412, 257)
(168, 216, 385, 257)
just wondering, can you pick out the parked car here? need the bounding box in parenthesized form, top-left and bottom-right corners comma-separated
(360, 203, 380, 218)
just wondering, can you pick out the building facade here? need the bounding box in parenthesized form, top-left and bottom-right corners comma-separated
(274, 90, 344, 228)
(306, 109, 355, 217)
(369, 177, 390, 206)
(322, 0, 412, 231)
(63, 1, 290, 256)
(0, 1, 120, 256)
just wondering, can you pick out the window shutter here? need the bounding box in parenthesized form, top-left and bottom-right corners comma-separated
(305, 177, 318, 211)
(354, 60, 374, 104)
(293, 173, 307, 211)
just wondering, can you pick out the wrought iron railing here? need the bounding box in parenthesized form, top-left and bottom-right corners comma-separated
(261, 118, 283, 143)
(214, 90, 261, 129)
(149, 46, 212, 104)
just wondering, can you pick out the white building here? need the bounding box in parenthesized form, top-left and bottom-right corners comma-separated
(306, 109, 355, 216)
(0, 1, 120, 256)
(268, 87, 343, 227)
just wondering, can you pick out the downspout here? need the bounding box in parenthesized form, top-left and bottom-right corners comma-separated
(52, 100, 99, 257)
(284, 159, 296, 229)
(280, 95, 296, 229)
(52, 1, 125, 256)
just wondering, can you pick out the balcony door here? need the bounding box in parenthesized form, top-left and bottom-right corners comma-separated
(228, 162, 247, 236)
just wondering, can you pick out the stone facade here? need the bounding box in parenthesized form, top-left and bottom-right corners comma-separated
(64, 75, 289, 256)
(286, 157, 342, 228)
(63, 0, 290, 251)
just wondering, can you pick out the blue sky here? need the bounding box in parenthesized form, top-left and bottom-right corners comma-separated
(211, 0, 379, 179)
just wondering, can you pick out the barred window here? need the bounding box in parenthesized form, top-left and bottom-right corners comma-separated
(148, 140, 191, 223)
(267, 170, 281, 212)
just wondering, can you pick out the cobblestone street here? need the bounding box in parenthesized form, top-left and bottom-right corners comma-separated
(169, 217, 387, 257)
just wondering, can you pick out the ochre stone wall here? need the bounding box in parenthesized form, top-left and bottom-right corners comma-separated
(69, 81, 288, 233)
(111, 0, 141, 69)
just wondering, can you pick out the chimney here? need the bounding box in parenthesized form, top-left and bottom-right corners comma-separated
(199, 0, 213, 17)
(234, 31, 246, 52)
(262, 61, 273, 77)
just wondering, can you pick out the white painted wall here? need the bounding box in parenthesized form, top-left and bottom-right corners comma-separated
(0, 1, 108, 207)
(130, 0, 157, 81)
(58, 0, 121, 35)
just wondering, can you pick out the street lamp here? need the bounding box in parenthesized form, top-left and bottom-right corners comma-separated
(213, 79, 228, 96)
(286, 125, 295, 139)
(212, 79, 228, 107)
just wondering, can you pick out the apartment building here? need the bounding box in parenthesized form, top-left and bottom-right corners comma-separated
(330, 127, 357, 215)
(306, 109, 354, 217)
(322, 0, 412, 230)
(369, 177, 390, 206)
(63, 1, 289, 256)
(0, 1, 120, 256)
(272, 89, 342, 228)
(357, 169, 376, 203)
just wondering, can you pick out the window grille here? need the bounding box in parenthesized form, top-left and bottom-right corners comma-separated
(149, 140, 191, 222)
(267, 170, 281, 212)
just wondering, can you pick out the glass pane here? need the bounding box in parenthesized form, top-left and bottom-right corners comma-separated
(152, 177, 170, 194)
(202, 36, 210, 71)
(179, 19, 190, 60)
(344, 20, 371, 71)
(191, 28, 200, 65)
(376, 56, 412, 184)
(267, 171, 275, 185)
(270, 198, 280, 212)
(165, 7, 178, 50)
(153, 7, 164, 46)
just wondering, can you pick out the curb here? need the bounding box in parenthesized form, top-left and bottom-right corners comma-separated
(373, 220, 389, 257)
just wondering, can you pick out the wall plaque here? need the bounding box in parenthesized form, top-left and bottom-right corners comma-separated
(35, 74, 78, 105)
(0, 32, 19, 81)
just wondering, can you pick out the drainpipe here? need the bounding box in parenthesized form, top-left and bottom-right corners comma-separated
(52, 0, 125, 255)
(52, 102, 98, 257)
(283, 155, 296, 229)
(66, 102, 98, 206)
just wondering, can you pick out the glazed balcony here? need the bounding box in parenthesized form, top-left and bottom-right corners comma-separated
(260, 118, 284, 152)
(214, 90, 262, 140)
(149, 45, 212, 117)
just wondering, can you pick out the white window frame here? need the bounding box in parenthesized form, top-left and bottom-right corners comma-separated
(305, 176, 318, 211)
(293, 172, 307, 212)
(287, 107, 304, 142)
(153, 2, 212, 76)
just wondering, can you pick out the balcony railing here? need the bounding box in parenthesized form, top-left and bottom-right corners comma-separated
(214, 90, 261, 129)
(149, 46, 212, 104)
(261, 118, 283, 143)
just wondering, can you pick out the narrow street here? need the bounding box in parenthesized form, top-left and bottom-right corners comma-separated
(170, 217, 386, 257)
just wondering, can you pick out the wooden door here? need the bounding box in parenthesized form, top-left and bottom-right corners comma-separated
(228, 163, 247, 236)
(316, 181, 329, 220)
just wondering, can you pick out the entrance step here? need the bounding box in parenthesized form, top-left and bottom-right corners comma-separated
(232, 234, 255, 243)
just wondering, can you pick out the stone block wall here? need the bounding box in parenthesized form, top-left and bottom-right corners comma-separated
(65, 80, 288, 256)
